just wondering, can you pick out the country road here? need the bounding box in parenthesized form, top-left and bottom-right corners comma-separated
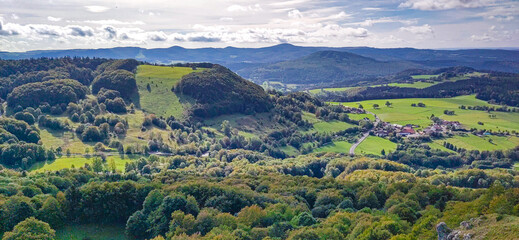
(349, 111, 381, 156)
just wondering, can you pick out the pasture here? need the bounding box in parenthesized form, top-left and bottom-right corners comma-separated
(135, 65, 206, 118)
(411, 74, 440, 79)
(30, 155, 139, 172)
(433, 135, 519, 151)
(302, 111, 357, 133)
(315, 141, 353, 154)
(335, 95, 519, 132)
(355, 136, 397, 156)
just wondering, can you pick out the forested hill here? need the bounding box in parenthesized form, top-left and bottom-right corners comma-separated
(175, 65, 272, 117)
(238, 50, 422, 84)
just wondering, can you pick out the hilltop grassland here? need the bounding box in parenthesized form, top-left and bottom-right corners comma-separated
(135, 65, 206, 118)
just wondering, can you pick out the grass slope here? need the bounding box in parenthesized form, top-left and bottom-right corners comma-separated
(302, 111, 356, 133)
(434, 135, 519, 151)
(355, 136, 397, 156)
(31, 155, 138, 172)
(315, 141, 353, 154)
(335, 95, 519, 132)
(135, 65, 205, 118)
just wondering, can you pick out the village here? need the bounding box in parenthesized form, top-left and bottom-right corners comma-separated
(372, 118, 463, 138)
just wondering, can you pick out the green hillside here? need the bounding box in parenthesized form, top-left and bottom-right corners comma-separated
(335, 95, 519, 132)
(246, 50, 421, 84)
(135, 65, 206, 118)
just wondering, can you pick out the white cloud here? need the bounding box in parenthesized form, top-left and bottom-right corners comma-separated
(400, 0, 495, 10)
(85, 19, 145, 25)
(362, 7, 383, 11)
(47, 16, 62, 22)
(219, 17, 234, 22)
(11, 14, 19, 20)
(399, 24, 434, 35)
(355, 17, 417, 27)
(471, 33, 496, 41)
(84, 6, 110, 13)
(227, 4, 262, 12)
(288, 9, 303, 19)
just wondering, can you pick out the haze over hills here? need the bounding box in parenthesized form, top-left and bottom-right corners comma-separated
(1, 44, 518, 77)
(239, 50, 423, 84)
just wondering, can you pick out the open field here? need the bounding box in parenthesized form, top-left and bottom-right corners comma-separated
(203, 112, 284, 138)
(411, 74, 440, 79)
(386, 81, 436, 89)
(308, 87, 356, 94)
(315, 141, 353, 154)
(302, 111, 356, 133)
(136, 65, 206, 118)
(348, 113, 375, 121)
(433, 135, 519, 151)
(355, 136, 397, 156)
(30, 155, 140, 172)
(334, 95, 519, 132)
(55, 224, 126, 240)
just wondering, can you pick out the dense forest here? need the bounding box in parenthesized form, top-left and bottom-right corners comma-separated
(0, 57, 517, 239)
(175, 65, 273, 117)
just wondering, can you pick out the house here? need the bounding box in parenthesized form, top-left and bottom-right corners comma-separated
(398, 126, 416, 137)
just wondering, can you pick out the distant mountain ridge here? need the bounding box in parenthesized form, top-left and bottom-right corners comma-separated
(240, 50, 423, 84)
(1, 44, 518, 79)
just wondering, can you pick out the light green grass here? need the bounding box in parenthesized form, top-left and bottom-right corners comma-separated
(302, 111, 356, 133)
(515, 163, 519, 171)
(136, 65, 206, 118)
(434, 135, 519, 151)
(308, 121, 356, 133)
(55, 224, 126, 240)
(315, 141, 353, 154)
(308, 87, 357, 94)
(30, 155, 139, 172)
(411, 74, 440, 80)
(335, 95, 519, 132)
(356, 136, 397, 156)
(386, 81, 436, 89)
(280, 145, 299, 156)
(348, 113, 375, 121)
(427, 141, 456, 153)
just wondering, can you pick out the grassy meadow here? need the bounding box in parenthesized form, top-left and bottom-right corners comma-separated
(135, 65, 206, 118)
(334, 95, 519, 132)
(315, 141, 353, 154)
(30, 155, 139, 172)
(433, 135, 519, 151)
(355, 136, 397, 156)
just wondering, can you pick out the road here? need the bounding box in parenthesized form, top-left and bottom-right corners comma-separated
(349, 111, 381, 156)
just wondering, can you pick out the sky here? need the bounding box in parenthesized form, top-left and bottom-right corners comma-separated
(0, 0, 518, 52)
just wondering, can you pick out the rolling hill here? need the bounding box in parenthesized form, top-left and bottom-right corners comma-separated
(239, 50, 422, 84)
(1, 44, 518, 75)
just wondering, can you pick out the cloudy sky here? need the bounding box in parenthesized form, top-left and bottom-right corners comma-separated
(0, 0, 517, 51)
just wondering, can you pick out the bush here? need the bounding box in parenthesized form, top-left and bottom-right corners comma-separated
(7, 79, 88, 108)
(91, 70, 138, 100)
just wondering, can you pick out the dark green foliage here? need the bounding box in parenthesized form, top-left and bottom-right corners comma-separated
(2, 217, 56, 240)
(175, 65, 272, 117)
(96, 59, 139, 73)
(92, 70, 138, 100)
(13, 112, 35, 125)
(0, 196, 35, 232)
(0, 143, 48, 168)
(7, 79, 88, 108)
